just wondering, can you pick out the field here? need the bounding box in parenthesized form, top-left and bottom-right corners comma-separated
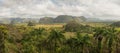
(34, 24, 64, 28)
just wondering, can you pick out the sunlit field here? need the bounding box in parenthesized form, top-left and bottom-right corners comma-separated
(34, 24, 64, 28)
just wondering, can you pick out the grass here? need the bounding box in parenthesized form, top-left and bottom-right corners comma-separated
(83, 22, 108, 27)
(64, 32, 76, 39)
(15, 22, 109, 28)
(34, 24, 64, 29)
(115, 28, 120, 31)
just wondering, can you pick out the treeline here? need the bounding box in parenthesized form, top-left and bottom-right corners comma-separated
(0, 22, 120, 53)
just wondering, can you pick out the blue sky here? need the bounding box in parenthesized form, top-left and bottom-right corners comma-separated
(0, 0, 120, 20)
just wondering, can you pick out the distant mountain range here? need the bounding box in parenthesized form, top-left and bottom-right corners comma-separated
(39, 15, 87, 24)
(0, 15, 117, 24)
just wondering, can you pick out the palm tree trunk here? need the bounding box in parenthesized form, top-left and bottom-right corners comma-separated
(98, 40, 102, 53)
(81, 44, 84, 53)
(116, 43, 119, 53)
(108, 38, 113, 53)
(0, 32, 5, 53)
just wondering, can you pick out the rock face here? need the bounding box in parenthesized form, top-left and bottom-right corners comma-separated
(110, 21, 120, 27)
(39, 15, 87, 24)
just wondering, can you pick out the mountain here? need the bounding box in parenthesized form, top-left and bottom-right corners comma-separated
(54, 15, 87, 23)
(39, 17, 54, 24)
(39, 15, 87, 24)
(0, 18, 40, 24)
(0, 15, 117, 24)
(54, 15, 74, 23)
(0, 15, 105, 24)
(110, 21, 120, 27)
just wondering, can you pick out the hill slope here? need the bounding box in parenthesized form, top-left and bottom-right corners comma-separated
(39, 15, 87, 24)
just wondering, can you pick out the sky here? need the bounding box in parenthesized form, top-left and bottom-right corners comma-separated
(0, 0, 120, 20)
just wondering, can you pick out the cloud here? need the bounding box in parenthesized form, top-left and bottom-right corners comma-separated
(0, 0, 120, 19)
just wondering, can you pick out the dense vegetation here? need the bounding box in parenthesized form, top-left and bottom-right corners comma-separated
(0, 21, 120, 53)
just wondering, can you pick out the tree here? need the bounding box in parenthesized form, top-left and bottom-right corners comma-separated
(93, 27, 107, 53)
(65, 32, 92, 53)
(94, 27, 120, 53)
(76, 33, 92, 53)
(27, 21, 35, 26)
(46, 29, 65, 53)
(0, 26, 8, 53)
(21, 28, 45, 53)
(104, 27, 120, 53)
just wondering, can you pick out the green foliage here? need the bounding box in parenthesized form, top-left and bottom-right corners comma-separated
(45, 29, 65, 53)
(0, 26, 8, 53)
(27, 21, 35, 26)
(21, 28, 45, 53)
(64, 21, 93, 33)
(0, 23, 120, 53)
(64, 21, 82, 32)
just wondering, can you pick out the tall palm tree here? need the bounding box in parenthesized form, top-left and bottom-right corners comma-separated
(65, 37, 77, 53)
(0, 26, 8, 53)
(93, 27, 108, 53)
(115, 31, 120, 53)
(65, 32, 91, 53)
(104, 27, 120, 53)
(94, 27, 120, 53)
(21, 28, 45, 53)
(77, 33, 91, 53)
(46, 29, 65, 53)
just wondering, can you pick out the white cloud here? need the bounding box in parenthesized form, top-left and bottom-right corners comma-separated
(0, 0, 120, 19)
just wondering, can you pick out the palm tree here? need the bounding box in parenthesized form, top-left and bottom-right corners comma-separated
(65, 37, 78, 53)
(104, 27, 120, 53)
(115, 31, 120, 53)
(65, 32, 91, 53)
(0, 26, 8, 53)
(46, 29, 65, 53)
(21, 28, 45, 53)
(94, 27, 120, 53)
(77, 33, 91, 53)
(82, 34, 92, 53)
(93, 27, 108, 53)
